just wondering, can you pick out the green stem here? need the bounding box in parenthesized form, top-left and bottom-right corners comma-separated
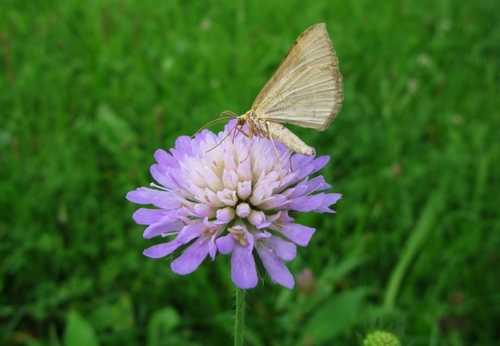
(383, 191, 443, 309)
(234, 286, 245, 346)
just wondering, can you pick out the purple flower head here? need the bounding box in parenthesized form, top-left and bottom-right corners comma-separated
(126, 121, 341, 289)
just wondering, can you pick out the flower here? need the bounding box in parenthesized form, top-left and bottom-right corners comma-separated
(126, 121, 341, 289)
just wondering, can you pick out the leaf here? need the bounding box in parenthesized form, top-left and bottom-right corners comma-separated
(302, 288, 366, 344)
(63, 310, 99, 346)
(147, 307, 181, 346)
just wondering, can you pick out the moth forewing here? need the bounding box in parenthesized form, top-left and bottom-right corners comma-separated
(251, 23, 343, 131)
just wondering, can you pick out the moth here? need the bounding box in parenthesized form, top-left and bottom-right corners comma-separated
(203, 23, 343, 157)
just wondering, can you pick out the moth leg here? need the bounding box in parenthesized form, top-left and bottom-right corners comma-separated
(205, 123, 238, 153)
(263, 123, 284, 180)
(233, 124, 250, 140)
(240, 130, 254, 163)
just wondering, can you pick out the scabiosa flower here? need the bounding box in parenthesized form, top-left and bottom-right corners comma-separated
(126, 121, 341, 289)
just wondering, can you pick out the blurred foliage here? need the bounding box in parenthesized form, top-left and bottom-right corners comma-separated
(1, 0, 499, 345)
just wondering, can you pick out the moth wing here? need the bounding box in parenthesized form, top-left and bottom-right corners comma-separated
(251, 23, 343, 131)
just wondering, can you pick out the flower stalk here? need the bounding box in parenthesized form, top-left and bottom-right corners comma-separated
(234, 286, 245, 346)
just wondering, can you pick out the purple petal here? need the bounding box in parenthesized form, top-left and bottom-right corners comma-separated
(225, 119, 239, 130)
(313, 193, 342, 213)
(292, 155, 330, 181)
(275, 170, 299, 188)
(305, 176, 332, 193)
(276, 223, 315, 246)
(205, 189, 223, 206)
(171, 237, 210, 274)
(310, 155, 330, 172)
(150, 163, 174, 188)
(171, 136, 194, 159)
(291, 154, 314, 167)
(249, 184, 272, 206)
(236, 160, 252, 181)
(291, 155, 315, 176)
(284, 184, 308, 199)
(217, 189, 238, 206)
(176, 222, 205, 244)
(222, 169, 239, 190)
(287, 194, 325, 212)
(143, 219, 184, 239)
(154, 149, 178, 169)
(268, 237, 297, 261)
(126, 187, 161, 204)
(208, 238, 218, 260)
(248, 210, 271, 229)
(132, 208, 166, 225)
(151, 192, 182, 210)
(197, 134, 220, 156)
(216, 207, 235, 223)
(143, 241, 181, 258)
(236, 203, 250, 218)
(231, 245, 258, 289)
(256, 246, 294, 289)
(257, 194, 288, 210)
(199, 166, 223, 192)
(193, 203, 216, 218)
(216, 234, 235, 254)
(294, 165, 315, 182)
(237, 181, 252, 200)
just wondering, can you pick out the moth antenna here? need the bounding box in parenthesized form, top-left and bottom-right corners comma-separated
(192, 115, 235, 137)
(220, 110, 239, 118)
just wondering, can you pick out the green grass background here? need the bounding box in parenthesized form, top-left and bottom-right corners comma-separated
(1, 0, 499, 345)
